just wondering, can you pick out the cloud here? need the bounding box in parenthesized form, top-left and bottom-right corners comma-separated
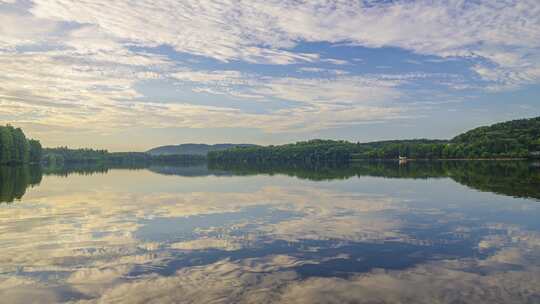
(321, 58, 349, 65)
(26, 0, 540, 88)
(0, 51, 164, 132)
(300, 68, 349, 75)
(0, 23, 406, 145)
(170, 69, 407, 104)
(0, 56, 405, 138)
(0, 0, 538, 147)
(0, 10, 60, 49)
(170, 238, 243, 251)
(28, 0, 319, 65)
(254, 75, 401, 104)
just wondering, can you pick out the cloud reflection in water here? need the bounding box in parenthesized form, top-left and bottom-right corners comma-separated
(0, 168, 539, 303)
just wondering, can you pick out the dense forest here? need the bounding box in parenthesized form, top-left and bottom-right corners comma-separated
(451, 116, 540, 158)
(0, 125, 42, 165)
(209, 117, 540, 164)
(43, 147, 207, 165)
(208, 140, 357, 164)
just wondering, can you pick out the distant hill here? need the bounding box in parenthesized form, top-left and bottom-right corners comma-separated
(147, 144, 257, 156)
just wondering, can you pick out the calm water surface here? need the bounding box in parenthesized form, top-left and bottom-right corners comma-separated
(0, 161, 539, 303)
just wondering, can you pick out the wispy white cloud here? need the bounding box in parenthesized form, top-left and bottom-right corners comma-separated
(321, 58, 349, 65)
(298, 67, 349, 75)
(0, 10, 60, 49)
(28, 0, 320, 65)
(0, 0, 538, 147)
(170, 69, 408, 104)
(25, 0, 539, 85)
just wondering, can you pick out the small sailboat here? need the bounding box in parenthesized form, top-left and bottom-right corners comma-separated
(398, 155, 408, 164)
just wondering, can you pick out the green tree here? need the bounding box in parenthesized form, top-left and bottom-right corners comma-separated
(29, 139, 43, 164)
(0, 127, 13, 164)
(12, 127, 30, 163)
(0, 125, 41, 164)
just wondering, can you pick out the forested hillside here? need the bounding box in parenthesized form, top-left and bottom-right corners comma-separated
(209, 117, 540, 164)
(0, 125, 42, 165)
(451, 116, 540, 157)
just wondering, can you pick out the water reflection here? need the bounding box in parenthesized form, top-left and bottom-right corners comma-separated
(0, 166, 42, 203)
(0, 162, 539, 303)
(211, 160, 540, 200)
(6, 160, 538, 203)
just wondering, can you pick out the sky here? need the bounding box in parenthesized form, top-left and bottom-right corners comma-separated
(0, 0, 539, 151)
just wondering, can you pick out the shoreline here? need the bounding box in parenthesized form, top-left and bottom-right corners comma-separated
(350, 158, 531, 161)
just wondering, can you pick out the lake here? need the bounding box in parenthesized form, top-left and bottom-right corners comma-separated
(1, 161, 539, 303)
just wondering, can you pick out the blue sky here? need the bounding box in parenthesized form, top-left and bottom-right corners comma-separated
(0, 0, 539, 151)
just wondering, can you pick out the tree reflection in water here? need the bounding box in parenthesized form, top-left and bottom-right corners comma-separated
(2, 161, 539, 203)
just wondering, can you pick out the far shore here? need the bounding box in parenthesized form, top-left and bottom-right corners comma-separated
(350, 158, 532, 161)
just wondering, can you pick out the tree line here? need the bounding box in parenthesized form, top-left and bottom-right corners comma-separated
(3, 116, 539, 166)
(43, 147, 207, 166)
(209, 116, 540, 164)
(0, 125, 42, 165)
